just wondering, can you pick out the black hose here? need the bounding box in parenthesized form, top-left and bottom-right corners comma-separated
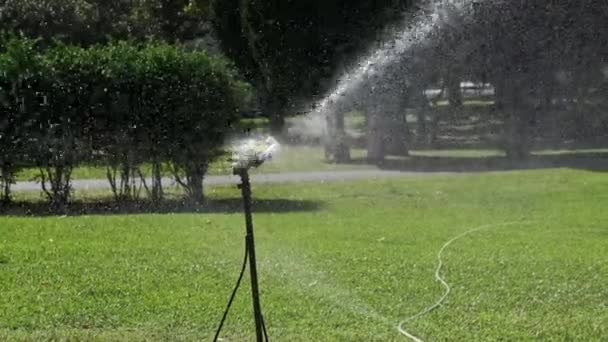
(213, 239, 249, 342)
(261, 313, 269, 341)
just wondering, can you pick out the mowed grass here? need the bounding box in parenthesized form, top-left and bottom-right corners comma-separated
(1, 170, 607, 341)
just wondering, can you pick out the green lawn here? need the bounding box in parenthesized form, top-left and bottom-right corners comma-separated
(1, 170, 607, 340)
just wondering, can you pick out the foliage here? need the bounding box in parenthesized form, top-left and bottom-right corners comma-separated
(33, 43, 102, 206)
(0, 0, 213, 45)
(211, 0, 416, 132)
(0, 34, 40, 203)
(0, 36, 242, 205)
(410, 0, 608, 157)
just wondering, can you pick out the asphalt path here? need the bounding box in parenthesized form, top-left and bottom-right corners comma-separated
(12, 170, 449, 192)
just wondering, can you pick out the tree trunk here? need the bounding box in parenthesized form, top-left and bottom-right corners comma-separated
(324, 110, 350, 163)
(265, 95, 285, 136)
(151, 160, 163, 203)
(501, 81, 532, 160)
(365, 83, 410, 161)
(446, 75, 463, 108)
(544, 82, 554, 110)
(269, 113, 285, 136)
(428, 110, 439, 147)
(1, 165, 11, 204)
(504, 112, 532, 160)
(121, 161, 132, 200)
(383, 109, 410, 156)
(107, 158, 137, 203)
(41, 165, 72, 210)
(186, 164, 204, 204)
(366, 109, 385, 163)
(417, 108, 427, 144)
(494, 81, 505, 111)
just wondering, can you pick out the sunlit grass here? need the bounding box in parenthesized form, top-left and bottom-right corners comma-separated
(409, 149, 504, 158)
(435, 99, 495, 107)
(533, 148, 608, 155)
(1, 169, 606, 340)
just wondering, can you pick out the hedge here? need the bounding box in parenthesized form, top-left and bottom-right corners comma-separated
(0, 36, 244, 206)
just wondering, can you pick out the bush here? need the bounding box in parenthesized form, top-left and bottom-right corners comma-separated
(0, 37, 244, 206)
(93, 42, 145, 202)
(162, 46, 239, 202)
(0, 35, 40, 203)
(34, 43, 102, 206)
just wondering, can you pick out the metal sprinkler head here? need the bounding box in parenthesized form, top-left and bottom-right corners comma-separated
(231, 136, 281, 174)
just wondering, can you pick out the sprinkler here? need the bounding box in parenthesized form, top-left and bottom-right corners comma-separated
(214, 136, 280, 342)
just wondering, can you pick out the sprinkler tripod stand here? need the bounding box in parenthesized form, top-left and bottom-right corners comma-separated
(212, 166, 269, 342)
(234, 167, 267, 342)
(214, 137, 279, 342)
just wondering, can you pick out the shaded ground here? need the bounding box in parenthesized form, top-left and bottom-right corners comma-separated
(11, 169, 424, 192)
(363, 151, 608, 173)
(6, 169, 423, 216)
(0, 198, 324, 217)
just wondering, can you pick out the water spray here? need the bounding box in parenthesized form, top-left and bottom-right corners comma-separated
(310, 0, 477, 117)
(288, 0, 483, 148)
(216, 1, 488, 339)
(213, 136, 280, 342)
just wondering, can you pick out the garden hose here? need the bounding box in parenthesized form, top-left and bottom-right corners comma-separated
(397, 220, 533, 341)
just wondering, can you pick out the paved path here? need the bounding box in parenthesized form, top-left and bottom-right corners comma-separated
(13, 170, 448, 192)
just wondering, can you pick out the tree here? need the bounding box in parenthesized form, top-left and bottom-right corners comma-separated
(212, 0, 417, 134)
(363, 60, 412, 162)
(0, 0, 132, 45)
(409, 0, 608, 158)
(0, 0, 215, 45)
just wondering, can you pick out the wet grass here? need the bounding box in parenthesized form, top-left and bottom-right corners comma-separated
(1, 169, 607, 340)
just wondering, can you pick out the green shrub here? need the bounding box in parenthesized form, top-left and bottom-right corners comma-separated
(0, 37, 244, 206)
(0, 35, 40, 203)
